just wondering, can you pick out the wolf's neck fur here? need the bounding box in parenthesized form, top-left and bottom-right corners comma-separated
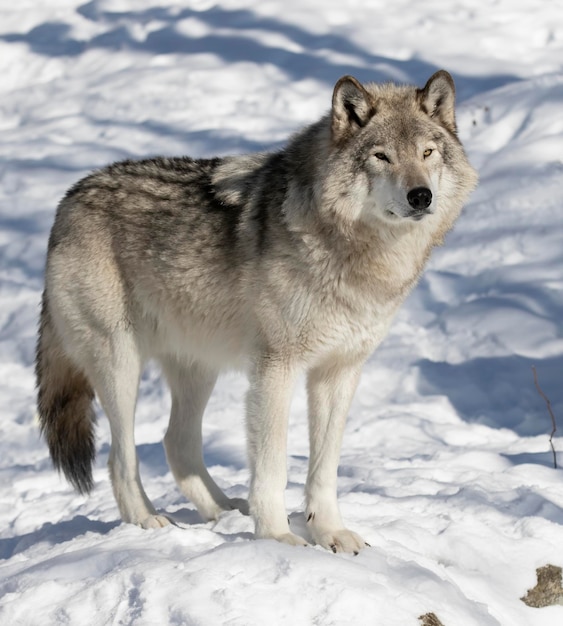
(213, 118, 458, 303)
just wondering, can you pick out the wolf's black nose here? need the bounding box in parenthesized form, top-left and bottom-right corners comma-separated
(407, 187, 432, 211)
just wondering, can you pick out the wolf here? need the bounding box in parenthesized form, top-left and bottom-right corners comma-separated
(35, 70, 477, 553)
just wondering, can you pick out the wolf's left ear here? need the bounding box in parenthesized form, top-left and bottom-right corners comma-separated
(331, 76, 375, 142)
(418, 70, 457, 135)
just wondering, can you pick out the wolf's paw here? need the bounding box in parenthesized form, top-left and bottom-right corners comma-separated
(138, 514, 175, 529)
(313, 528, 368, 554)
(202, 497, 250, 521)
(227, 497, 250, 516)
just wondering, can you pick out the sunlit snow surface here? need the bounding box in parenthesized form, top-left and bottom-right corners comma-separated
(1, 1, 563, 624)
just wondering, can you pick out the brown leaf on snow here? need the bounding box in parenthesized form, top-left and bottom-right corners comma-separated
(418, 613, 445, 626)
(521, 564, 563, 608)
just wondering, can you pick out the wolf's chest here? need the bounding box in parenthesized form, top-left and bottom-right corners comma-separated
(285, 278, 400, 363)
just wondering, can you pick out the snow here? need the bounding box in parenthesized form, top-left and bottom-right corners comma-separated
(1, 0, 562, 624)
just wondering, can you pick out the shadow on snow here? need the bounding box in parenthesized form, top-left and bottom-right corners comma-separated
(417, 354, 563, 440)
(0, 516, 119, 560)
(0, 1, 517, 99)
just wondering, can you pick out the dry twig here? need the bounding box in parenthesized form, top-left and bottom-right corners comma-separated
(532, 366, 558, 469)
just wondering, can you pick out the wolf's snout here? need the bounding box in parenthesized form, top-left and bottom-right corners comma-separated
(407, 187, 432, 212)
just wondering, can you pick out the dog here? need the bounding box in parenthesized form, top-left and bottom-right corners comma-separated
(35, 70, 477, 553)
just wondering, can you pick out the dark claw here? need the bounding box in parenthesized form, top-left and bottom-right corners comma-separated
(331, 544, 337, 553)
(306, 512, 315, 523)
(353, 551, 359, 556)
(365, 542, 371, 547)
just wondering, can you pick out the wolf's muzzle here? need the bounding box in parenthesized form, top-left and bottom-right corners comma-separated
(406, 187, 433, 220)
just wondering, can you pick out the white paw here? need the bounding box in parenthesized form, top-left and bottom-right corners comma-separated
(138, 514, 175, 529)
(201, 497, 250, 521)
(227, 497, 250, 516)
(312, 528, 369, 554)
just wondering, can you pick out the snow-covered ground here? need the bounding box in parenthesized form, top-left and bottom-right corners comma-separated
(1, 0, 563, 624)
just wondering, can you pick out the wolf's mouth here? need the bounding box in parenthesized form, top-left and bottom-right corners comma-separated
(384, 209, 428, 222)
(409, 211, 428, 221)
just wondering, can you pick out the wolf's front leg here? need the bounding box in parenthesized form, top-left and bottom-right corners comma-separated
(246, 358, 307, 546)
(305, 360, 368, 554)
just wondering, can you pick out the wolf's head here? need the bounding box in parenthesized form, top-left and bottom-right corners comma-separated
(326, 71, 477, 227)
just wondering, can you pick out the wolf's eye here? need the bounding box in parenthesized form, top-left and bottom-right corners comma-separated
(374, 152, 390, 162)
(423, 148, 434, 158)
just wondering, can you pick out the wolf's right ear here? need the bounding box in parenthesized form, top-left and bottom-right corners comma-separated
(331, 76, 375, 142)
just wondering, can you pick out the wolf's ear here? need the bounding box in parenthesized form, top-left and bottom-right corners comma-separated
(331, 76, 375, 141)
(418, 70, 457, 135)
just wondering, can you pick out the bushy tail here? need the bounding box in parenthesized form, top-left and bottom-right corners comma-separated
(35, 294, 96, 494)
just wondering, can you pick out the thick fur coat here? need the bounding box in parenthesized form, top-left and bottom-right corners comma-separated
(36, 71, 477, 552)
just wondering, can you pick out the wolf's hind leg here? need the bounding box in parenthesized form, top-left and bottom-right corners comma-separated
(94, 332, 170, 528)
(305, 360, 369, 553)
(162, 358, 248, 521)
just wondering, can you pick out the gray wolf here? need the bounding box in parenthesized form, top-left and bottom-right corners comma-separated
(35, 71, 477, 553)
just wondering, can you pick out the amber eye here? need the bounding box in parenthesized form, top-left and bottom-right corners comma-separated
(375, 152, 390, 162)
(423, 148, 433, 158)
